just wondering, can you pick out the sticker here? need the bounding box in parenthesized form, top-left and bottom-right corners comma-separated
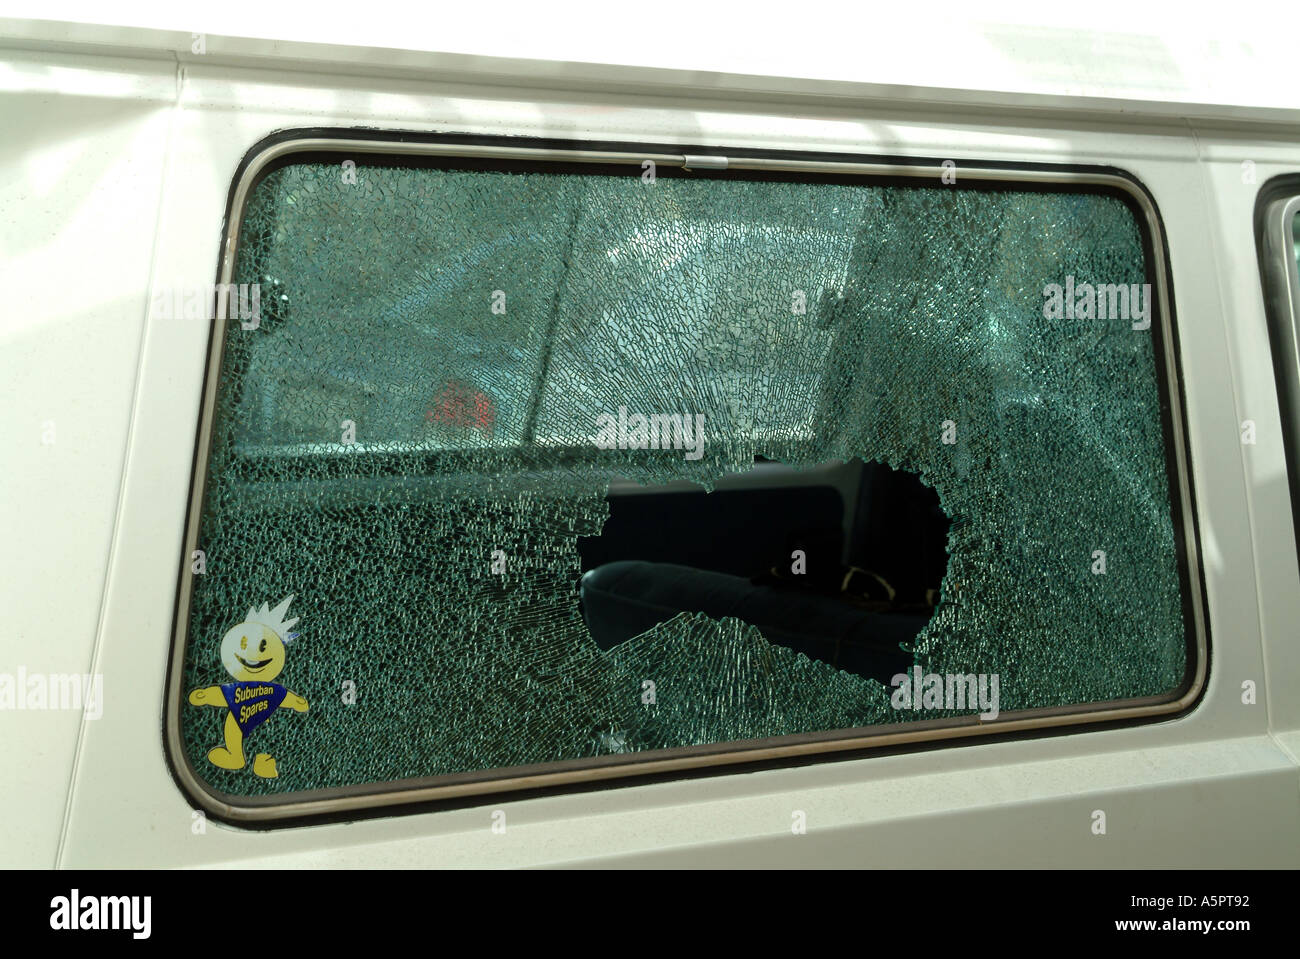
(187, 594, 308, 779)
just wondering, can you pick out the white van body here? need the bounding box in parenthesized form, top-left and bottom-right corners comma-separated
(2, 12, 1299, 867)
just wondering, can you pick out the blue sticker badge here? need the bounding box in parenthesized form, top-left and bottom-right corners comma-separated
(220, 681, 290, 735)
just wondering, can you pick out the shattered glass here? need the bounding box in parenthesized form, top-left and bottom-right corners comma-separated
(180, 158, 1187, 797)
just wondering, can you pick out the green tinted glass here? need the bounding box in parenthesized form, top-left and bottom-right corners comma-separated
(1292, 209, 1300, 274)
(179, 157, 1187, 800)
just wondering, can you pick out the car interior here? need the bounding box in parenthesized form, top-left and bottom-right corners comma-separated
(577, 456, 950, 684)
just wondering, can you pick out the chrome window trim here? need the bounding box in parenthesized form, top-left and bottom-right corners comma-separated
(165, 134, 1208, 825)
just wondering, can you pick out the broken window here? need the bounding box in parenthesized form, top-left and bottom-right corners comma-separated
(178, 150, 1192, 804)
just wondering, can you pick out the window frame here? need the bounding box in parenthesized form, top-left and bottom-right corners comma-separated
(1255, 180, 1300, 569)
(164, 130, 1209, 826)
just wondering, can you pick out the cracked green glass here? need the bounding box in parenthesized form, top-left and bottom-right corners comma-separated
(179, 158, 1187, 798)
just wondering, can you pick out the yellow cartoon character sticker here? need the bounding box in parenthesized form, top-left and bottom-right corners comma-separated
(188, 594, 308, 779)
